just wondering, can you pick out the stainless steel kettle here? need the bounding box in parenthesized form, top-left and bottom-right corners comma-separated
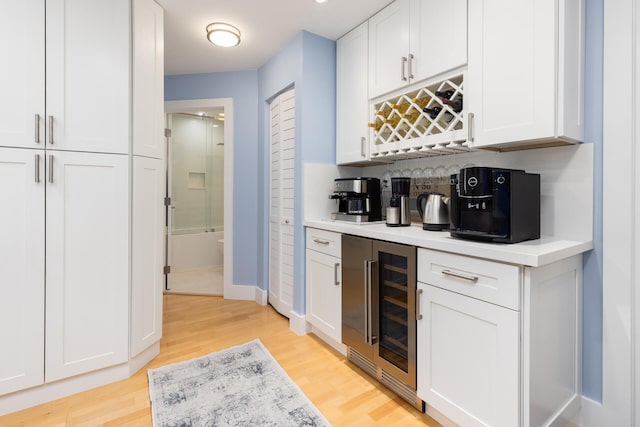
(416, 193, 450, 231)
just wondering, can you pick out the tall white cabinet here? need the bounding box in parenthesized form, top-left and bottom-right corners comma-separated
(0, 0, 164, 413)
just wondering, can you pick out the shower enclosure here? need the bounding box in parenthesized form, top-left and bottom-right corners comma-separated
(167, 110, 225, 294)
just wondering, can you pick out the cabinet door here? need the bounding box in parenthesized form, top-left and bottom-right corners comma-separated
(336, 22, 369, 165)
(133, 0, 165, 159)
(0, 1, 45, 149)
(466, 0, 556, 147)
(368, 0, 410, 99)
(305, 250, 341, 343)
(417, 282, 520, 427)
(131, 156, 164, 357)
(0, 148, 45, 395)
(46, 0, 130, 154)
(410, 0, 467, 83)
(45, 151, 129, 382)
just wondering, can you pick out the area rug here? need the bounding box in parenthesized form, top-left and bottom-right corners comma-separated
(147, 339, 332, 427)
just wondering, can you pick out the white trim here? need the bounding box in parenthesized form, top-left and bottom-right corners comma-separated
(255, 286, 268, 306)
(164, 99, 238, 300)
(598, 0, 637, 425)
(288, 311, 311, 336)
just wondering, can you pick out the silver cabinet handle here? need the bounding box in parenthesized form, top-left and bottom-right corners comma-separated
(442, 269, 479, 282)
(334, 262, 340, 286)
(363, 260, 370, 344)
(468, 112, 475, 143)
(313, 238, 330, 245)
(48, 115, 54, 145)
(401, 56, 408, 81)
(35, 154, 40, 183)
(35, 114, 40, 144)
(360, 137, 366, 158)
(416, 288, 423, 320)
(48, 154, 54, 183)
(408, 53, 414, 80)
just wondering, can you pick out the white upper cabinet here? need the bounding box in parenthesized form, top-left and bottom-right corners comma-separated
(466, 0, 584, 149)
(336, 22, 370, 165)
(46, 0, 130, 154)
(0, 1, 45, 149)
(368, 0, 467, 99)
(133, 0, 165, 159)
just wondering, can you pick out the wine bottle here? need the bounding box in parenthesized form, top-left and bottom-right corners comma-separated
(442, 96, 463, 113)
(390, 103, 410, 114)
(402, 111, 421, 124)
(411, 97, 431, 109)
(423, 106, 442, 120)
(435, 90, 454, 100)
(368, 121, 384, 131)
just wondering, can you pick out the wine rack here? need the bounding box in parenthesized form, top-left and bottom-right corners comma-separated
(369, 73, 470, 160)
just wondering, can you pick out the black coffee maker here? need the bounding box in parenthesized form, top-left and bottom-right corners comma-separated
(329, 177, 382, 222)
(386, 177, 411, 226)
(449, 166, 540, 243)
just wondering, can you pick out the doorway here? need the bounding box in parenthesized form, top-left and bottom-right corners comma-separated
(164, 99, 233, 297)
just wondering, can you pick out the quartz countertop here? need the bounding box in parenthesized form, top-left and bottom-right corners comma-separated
(304, 219, 593, 267)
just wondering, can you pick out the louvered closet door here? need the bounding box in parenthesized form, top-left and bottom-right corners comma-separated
(269, 89, 295, 317)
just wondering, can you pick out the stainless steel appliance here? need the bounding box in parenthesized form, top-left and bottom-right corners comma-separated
(342, 235, 423, 409)
(449, 166, 540, 243)
(416, 192, 450, 231)
(386, 177, 411, 226)
(330, 177, 382, 223)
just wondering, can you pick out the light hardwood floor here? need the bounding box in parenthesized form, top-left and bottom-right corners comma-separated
(0, 294, 441, 426)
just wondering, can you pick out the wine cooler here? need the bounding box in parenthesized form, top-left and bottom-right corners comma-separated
(342, 235, 421, 409)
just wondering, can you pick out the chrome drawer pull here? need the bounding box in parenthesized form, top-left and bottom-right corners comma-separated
(313, 238, 330, 245)
(416, 288, 423, 320)
(441, 269, 479, 282)
(334, 262, 340, 286)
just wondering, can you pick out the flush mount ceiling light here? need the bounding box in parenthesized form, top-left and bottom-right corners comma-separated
(206, 22, 241, 47)
(314, 0, 328, 3)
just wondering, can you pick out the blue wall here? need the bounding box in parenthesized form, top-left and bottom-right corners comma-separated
(582, 0, 604, 401)
(165, 71, 260, 289)
(257, 31, 337, 314)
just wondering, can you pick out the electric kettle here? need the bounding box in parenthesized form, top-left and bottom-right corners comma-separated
(416, 193, 450, 231)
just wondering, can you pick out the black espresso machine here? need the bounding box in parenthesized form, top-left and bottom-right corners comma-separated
(330, 177, 382, 223)
(449, 166, 540, 243)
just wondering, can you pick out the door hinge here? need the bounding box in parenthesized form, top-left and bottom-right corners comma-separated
(165, 128, 172, 137)
(164, 265, 171, 275)
(164, 196, 171, 206)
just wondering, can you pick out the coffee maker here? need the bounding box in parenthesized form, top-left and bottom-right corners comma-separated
(330, 177, 382, 222)
(449, 166, 540, 243)
(386, 177, 411, 227)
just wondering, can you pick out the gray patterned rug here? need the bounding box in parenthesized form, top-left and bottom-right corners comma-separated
(148, 339, 331, 427)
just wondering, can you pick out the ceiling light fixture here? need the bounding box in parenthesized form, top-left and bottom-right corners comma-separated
(314, 0, 328, 3)
(206, 22, 241, 47)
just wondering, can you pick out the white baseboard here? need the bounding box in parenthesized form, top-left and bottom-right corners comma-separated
(128, 341, 161, 375)
(579, 396, 604, 427)
(254, 287, 268, 305)
(309, 327, 347, 356)
(289, 311, 311, 336)
(223, 283, 257, 301)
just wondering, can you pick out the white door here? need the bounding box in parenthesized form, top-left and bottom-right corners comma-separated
(305, 249, 341, 342)
(417, 282, 520, 427)
(0, 0, 45, 149)
(336, 22, 369, 165)
(132, 0, 164, 159)
(130, 156, 165, 357)
(269, 89, 295, 317)
(466, 0, 555, 147)
(0, 148, 45, 395)
(368, 0, 410, 99)
(45, 151, 129, 382)
(45, 0, 130, 154)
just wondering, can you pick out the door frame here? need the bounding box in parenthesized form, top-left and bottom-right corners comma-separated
(164, 98, 234, 298)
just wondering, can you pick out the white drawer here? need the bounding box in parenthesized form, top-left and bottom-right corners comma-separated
(306, 228, 341, 257)
(417, 248, 521, 310)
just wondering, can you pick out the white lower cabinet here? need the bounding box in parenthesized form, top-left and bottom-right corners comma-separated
(0, 148, 45, 395)
(305, 228, 341, 344)
(45, 151, 129, 382)
(417, 283, 520, 426)
(417, 248, 582, 427)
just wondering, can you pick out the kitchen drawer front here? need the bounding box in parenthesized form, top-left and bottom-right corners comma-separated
(306, 228, 341, 257)
(417, 248, 521, 310)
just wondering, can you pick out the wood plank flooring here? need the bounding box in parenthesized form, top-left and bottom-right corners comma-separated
(0, 294, 441, 426)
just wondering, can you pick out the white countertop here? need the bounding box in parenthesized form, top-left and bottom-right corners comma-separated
(304, 219, 593, 267)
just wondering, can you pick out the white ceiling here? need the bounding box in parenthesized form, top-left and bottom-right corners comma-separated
(155, 0, 393, 75)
